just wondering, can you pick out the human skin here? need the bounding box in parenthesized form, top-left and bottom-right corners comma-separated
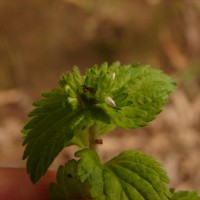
(0, 168, 56, 200)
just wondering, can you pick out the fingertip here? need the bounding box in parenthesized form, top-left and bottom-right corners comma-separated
(0, 168, 56, 200)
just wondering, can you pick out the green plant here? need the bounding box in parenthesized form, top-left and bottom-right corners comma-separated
(22, 62, 200, 200)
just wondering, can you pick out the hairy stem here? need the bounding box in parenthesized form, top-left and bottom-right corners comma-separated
(88, 125, 98, 150)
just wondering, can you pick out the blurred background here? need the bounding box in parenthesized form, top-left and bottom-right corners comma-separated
(0, 0, 200, 192)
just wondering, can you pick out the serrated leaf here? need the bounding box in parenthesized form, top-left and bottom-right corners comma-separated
(170, 190, 200, 200)
(95, 64, 176, 128)
(50, 149, 171, 200)
(59, 66, 83, 93)
(103, 151, 171, 200)
(22, 88, 91, 183)
(22, 67, 113, 183)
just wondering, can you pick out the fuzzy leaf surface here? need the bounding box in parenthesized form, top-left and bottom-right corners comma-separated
(170, 191, 200, 200)
(50, 149, 171, 200)
(22, 88, 90, 183)
(90, 62, 177, 128)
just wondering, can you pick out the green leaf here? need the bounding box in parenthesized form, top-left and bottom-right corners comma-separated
(95, 63, 177, 128)
(22, 88, 91, 183)
(49, 160, 91, 200)
(59, 66, 83, 93)
(49, 149, 102, 200)
(170, 190, 200, 200)
(22, 64, 114, 183)
(50, 149, 171, 200)
(103, 151, 171, 200)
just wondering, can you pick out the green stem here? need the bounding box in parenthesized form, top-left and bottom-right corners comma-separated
(88, 125, 98, 151)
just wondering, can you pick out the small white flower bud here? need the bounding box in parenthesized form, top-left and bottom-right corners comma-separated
(105, 97, 116, 107)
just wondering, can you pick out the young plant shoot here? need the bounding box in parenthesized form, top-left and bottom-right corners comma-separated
(22, 62, 200, 200)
